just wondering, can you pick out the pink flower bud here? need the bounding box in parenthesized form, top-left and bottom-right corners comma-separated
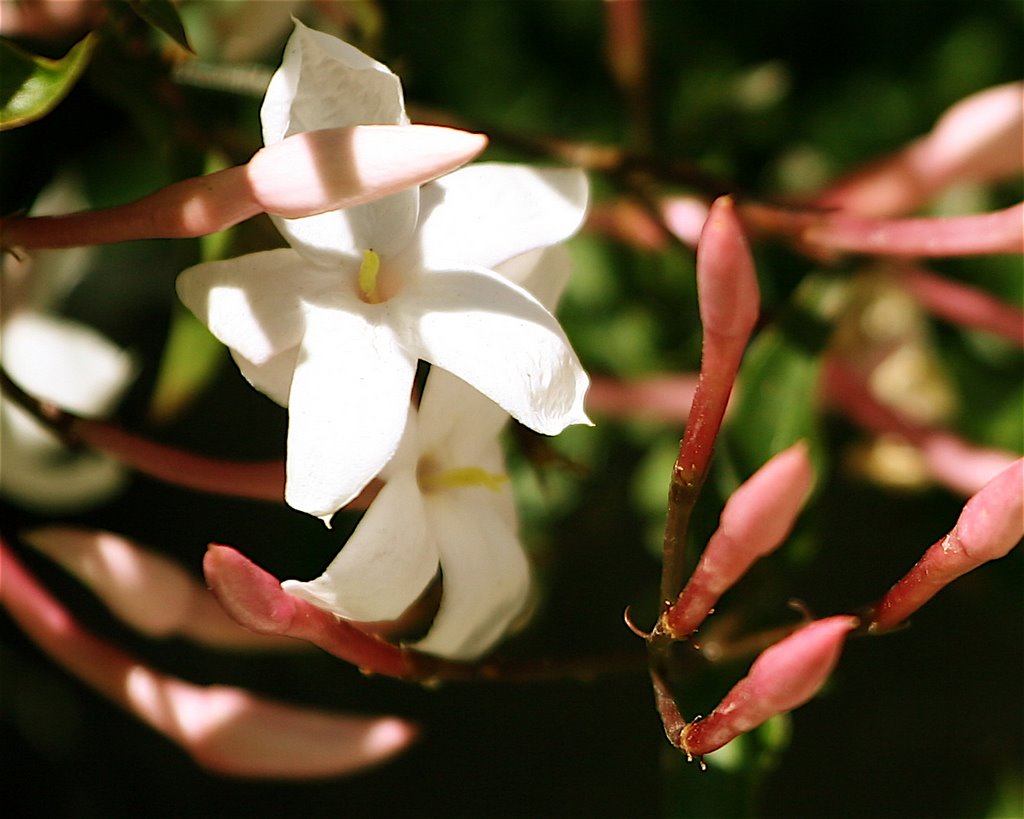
(0, 539, 417, 778)
(697, 196, 761, 342)
(681, 615, 857, 757)
(666, 441, 814, 636)
(871, 458, 1023, 632)
(203, 545, 413, 679)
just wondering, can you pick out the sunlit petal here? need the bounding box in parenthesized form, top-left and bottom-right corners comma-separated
(402, 164, 588, 271)
(284, 301, 416, 519)
(400, 266, 590, 435)
(177, 249, 335, 366)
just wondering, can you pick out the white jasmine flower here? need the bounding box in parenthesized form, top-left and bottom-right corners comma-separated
(177, 22, 590, 523)
(1, 312, 134, 511)
(282, 247, 573, 660)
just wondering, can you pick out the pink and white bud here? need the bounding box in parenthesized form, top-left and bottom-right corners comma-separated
(1, 124, 487, 250)
(0, 539, 416, 778)
(203, 545, 413, 679)
(681, 615, 857, 757)
(666, 441, 814, 637)
(817, 82, 1024, 217)
(23, 526, 295, 649)
(247, 124, 487, 218)
(871, 458, 1023, 632)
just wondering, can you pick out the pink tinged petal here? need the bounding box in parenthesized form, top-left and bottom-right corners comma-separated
(176, 248, 334, 367)
(262, 21, 418, 262)
(22, 526, 296, 649)
(667, 442, 814, 637)
(0, 540, 416, 778)
(870, 458, 1023, 632)
(203, 545, 413, 678)
(285, 301, 417, 520)
(248, 125, 487, 219)
(282, 473, 440, 622)
(413, 488, 532, 660)
(399, 164, 590, 272)
(400, 266, 591, 435)
(681, 616, 857, 757)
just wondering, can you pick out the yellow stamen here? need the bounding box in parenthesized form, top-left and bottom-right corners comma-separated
(420, 466, 508, 493)
(358, 249, 382, 303)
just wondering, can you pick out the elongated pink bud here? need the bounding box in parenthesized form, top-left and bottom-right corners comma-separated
(666, 441, 814, 637)
(0, 539, 416, 778)
(681, 615, 857, 757)
(203, 545, 413, 679)
(870, 458, 1023, 632)
(23, 526, 296, 649)
(697, 196, 761, 343)
(1, 124, 487, 249)
(247, 124, 488, 218)
(817, 82, 1024, 217)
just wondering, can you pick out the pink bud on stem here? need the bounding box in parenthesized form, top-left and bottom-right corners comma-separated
(0, 538, 417, 777)
(203, 545, 415, 679)
(586, 373, 698, 423)
(743, 202, 1024, 259)
(665, 441, 814, 638)
(815, 82, 1024, 218)
(680, 615, 857, 758)
(659, 196, 761, 605)
(1, 125, 487, 250)
(869, 458, 1023, 632)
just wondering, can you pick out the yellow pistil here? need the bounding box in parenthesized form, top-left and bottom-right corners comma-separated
(358, 249, 382, 303)
(420, 466, 508, 494)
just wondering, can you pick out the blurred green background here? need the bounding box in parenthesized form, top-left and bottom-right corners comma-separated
(1, 1, 1021, 816)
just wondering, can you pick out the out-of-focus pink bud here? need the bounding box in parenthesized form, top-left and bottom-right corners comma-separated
(666, 442, 814, 637)
(802, 203, 1024, 258)
(23, 526, 297, 649)
(203, 545, 414, 679)
(870, 458, 1023, 632)
(586, 198, 669, 250)
(681, 615, 857, 757)
(897, 265, 1024, 347)
(660, 196, 712, 249)
(817, 82, 1024, 217)
(0, 539, 417, 778)
(586, 373, 698, 422)
(1, 125, 487, 250)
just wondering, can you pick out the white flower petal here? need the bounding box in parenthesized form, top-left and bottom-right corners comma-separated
(495, 245, 574, 312)
(284, 301, 416, 519)
(177, 249, 334, 366)
(402, 164, 589, 271)
(400, 267, 591, 435)
(281, 473, 439, 622)
(1, 313, 134, 416)
(412, 487, 531, 660)
(230, 347, 299, 407)
(418, 367, 509, 467)
(262, 20, 418, 264)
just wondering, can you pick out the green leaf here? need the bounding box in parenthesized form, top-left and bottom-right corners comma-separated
(147, 304, 224, 424)
(0, 33, 97, 131)
(724, 273, 848, 483)
(128, 0, 194, 53)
